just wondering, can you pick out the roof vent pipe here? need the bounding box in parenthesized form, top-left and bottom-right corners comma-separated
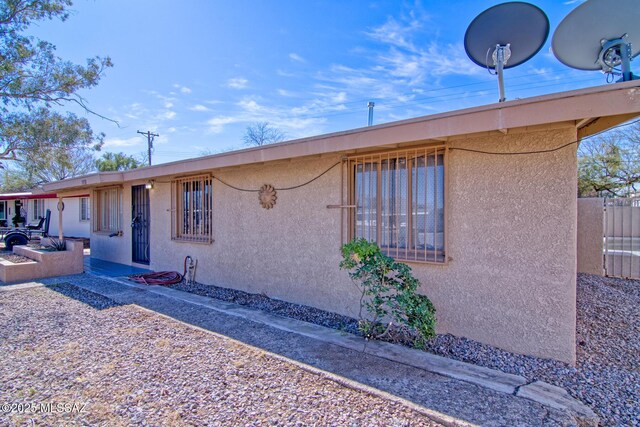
(367, 101, 375, 126)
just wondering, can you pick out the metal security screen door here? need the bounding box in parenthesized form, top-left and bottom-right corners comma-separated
(131, 185, 150, 264)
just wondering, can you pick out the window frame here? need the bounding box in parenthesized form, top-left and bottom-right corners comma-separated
(30, 199, 45, 222)
(0, 200, 6, 221)
(79, 197, 90, 222)
(171, 174, 213, 244)
(93, 187, 122, 233)
(347, 146, 447, 264)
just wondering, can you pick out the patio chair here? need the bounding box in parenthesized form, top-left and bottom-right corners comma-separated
(26, 216, 45, 230)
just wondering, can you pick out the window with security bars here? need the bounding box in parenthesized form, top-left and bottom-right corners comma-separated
(79, 197, 90, 221)
(94, 187, 121, 232)
(349, 147, 446, 263)
(172, 175, 213, 243)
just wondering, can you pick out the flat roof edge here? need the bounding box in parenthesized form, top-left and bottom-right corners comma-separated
(44, 81, 640, 192)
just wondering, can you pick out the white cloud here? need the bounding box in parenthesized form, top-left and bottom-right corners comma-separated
(289, 53, 305, 63)
(103, 136, 143, 148)
(237, 98, 261, 112)
(173, 84, 192, 94)
(366, 15, 421, 51)
(227, 77, 248, 89)
(277, 89, 296, 97)
(207, 116, 237, 134)
(190, 104, 210, 112)
(276, 69, 295, 77)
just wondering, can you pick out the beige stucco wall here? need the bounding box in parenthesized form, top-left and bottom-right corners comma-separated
(577, 198, 604, 275)
(86, 127, 579, 363)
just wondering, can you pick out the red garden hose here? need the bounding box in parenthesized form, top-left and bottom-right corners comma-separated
(128, 256, 192, 286)
(128, 271, 183, 285)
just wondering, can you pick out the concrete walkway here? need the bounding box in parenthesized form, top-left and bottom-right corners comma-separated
(27, 272, 596, 427)
(83, 257, 152, 277)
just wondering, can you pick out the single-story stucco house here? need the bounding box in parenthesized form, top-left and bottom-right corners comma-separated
(44, 82, 640, 364)
(0, 191, 90, 238)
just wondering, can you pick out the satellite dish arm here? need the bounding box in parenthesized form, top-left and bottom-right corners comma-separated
(496, 45, 507, 102)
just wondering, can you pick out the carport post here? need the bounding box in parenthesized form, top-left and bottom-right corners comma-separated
(57, 197, 64, 241)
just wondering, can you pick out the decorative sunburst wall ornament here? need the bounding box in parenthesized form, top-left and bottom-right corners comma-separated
(258, 184, 277, 209)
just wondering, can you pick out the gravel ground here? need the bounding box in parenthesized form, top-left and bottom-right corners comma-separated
(0, 283, 441, 426)
(173, 274, 640, 427)
(0, 251, 32, 264)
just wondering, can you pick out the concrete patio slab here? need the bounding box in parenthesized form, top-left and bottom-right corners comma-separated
(83, 257, 151, 277)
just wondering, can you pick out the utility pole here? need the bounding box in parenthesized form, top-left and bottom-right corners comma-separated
(137, 130, 159, 166)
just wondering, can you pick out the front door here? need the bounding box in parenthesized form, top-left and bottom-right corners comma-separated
(131, 185, 150, 264)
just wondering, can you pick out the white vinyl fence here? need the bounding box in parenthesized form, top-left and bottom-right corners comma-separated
(604, 197, 640, 279)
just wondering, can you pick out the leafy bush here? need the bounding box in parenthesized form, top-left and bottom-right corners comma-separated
(46, 238, 66, 251)
(340, 238, 436, 347)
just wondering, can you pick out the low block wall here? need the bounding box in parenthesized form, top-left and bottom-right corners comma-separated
(0, 240, 84, 283)
(577, 198, 604, 276)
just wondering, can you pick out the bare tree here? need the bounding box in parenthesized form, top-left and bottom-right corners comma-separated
(242, 122, 285, 146)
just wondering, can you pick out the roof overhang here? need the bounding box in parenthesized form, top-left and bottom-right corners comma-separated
(44, 81, 640, 193)
(0, 192, 58, 201)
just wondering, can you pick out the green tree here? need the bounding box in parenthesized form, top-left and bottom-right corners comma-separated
(0, 0, 112, 163)
(578, 122, 640, 197)
(0, 108, 102, 189)
(96, 152, 141, 171)
(0, 166, 32, 191)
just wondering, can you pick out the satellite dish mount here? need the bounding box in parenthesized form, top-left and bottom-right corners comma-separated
(598, 34, 634, 81)
(491, 43, 511, 102)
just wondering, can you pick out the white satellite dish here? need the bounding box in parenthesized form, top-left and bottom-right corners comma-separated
(552, 0, 639, 81)
(464, 2, 549, 102)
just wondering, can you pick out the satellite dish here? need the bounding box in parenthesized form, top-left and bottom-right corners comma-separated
(464, 2, 549, 102)
(552, 0, 639, 81)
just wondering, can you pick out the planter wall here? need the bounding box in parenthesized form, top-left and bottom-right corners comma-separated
(0, 240, 84, 283)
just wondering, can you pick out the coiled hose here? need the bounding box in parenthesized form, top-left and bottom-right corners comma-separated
(128, 271, 183, 285)
(128, 256, 192, 286)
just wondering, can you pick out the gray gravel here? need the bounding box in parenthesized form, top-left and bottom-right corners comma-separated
(0, 251, 32, 264)
(173, 274, 640, 427)
(0, 283, 442, 426)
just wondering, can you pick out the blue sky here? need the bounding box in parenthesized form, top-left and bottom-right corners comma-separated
(30, 0, 601, 164)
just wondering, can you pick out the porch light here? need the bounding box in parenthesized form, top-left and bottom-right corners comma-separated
(145, 180, 155, 190)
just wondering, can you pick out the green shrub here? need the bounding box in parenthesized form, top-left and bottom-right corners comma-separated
(46, 238, 66, 251)
(340, 238, 436, 347)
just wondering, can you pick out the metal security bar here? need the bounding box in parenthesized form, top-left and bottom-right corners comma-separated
(93, 187, 121, 232)
(604, 196, 640, 278)
(348, 146, 446, 263)
(171, 174, 213, 243)
(131, 185, 150, 264)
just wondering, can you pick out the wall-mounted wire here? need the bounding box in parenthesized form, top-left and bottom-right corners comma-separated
(213, 161, 341, 193)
